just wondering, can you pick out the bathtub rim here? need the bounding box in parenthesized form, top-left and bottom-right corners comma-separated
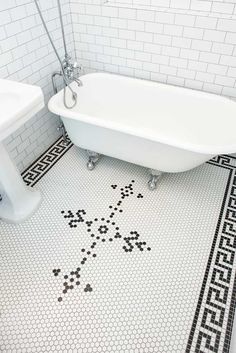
(48, 72, 236, 156)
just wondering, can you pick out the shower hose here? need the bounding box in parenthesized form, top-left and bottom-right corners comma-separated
(34, 0, 77, 109)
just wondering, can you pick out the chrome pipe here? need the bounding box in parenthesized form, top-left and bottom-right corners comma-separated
(33, 0, 64, 71)
(57, 0, 68, 58)
(51, 71, 62, 94)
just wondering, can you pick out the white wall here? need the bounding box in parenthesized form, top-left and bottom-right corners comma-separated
(0, 0, 75, 172)
(2, 0, 236, 172)
(71, 0, 236, 98)
(107, 0, 236, 13)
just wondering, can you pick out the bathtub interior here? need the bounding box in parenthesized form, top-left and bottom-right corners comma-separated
(49, 73, 236, 155)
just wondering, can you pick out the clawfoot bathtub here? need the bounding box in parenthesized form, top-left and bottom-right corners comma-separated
(48, 73, 236, 189)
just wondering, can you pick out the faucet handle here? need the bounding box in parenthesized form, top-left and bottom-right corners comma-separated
(74, 63, 82, 78)
(75, 63, 82, 71)
(71, 61, 82, 76)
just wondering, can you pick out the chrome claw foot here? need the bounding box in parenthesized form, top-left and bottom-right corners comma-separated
(148, 169, 162, 190)
(148, 178, 158, 191)
(87, 160, 95, 171)
(86, 150, 101, 171)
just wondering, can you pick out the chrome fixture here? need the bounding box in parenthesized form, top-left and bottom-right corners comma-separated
(51, 71, 69, 145)
(34, 0, 82, 109)
(51, 58, 83, 95)
(62, 55, 83, 85)
(57, 123, 68, 145)
(51, 71, 62, 95)
(148, 169, 162, 190)
(85, 151, 162, 190)
(86, 151, 101, 171)
(51, 69, 82, 145)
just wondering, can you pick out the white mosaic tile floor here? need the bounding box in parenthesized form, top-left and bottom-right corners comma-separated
(0, 137, 236, 353)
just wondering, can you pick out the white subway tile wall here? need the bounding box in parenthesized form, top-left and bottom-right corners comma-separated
(0, 0, 75, 172)
(71, 0, 236, 100)
(105, 0, 236, 13)
(1, 0, 236, 170)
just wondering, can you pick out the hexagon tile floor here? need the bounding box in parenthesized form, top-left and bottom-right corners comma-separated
(1, 136, 236, 353)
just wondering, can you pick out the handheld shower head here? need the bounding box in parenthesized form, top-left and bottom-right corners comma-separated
(34, 0, 80, 109)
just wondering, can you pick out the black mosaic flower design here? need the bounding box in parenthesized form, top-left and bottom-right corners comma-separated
(137, 193, 144, 199)
(52, 268, 61, 276)
(54, 180, 151, 302)
(84, 284, 93, 292)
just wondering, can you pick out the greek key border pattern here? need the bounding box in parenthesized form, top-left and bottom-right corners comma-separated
(22, 136, 73, 187)
(187, 155, 236, 353)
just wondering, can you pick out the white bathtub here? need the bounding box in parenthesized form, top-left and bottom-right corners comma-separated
(48, 72, 236, 173)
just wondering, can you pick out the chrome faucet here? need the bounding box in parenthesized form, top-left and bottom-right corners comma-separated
(51, 56, 82, 95)
(62, 54, 82, 84)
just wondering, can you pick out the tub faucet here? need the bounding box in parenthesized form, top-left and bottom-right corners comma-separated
(51, 57, 82, 95)
(62, 55, 83, 87)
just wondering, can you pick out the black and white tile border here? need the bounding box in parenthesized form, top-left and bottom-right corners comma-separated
(22, 138, 236, 353)
(22, 136, 73, 187)
(187, 155, 236, 353)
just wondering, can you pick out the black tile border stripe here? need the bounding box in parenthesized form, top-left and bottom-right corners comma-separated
(22, 135, 73, 187)
(224, 271, 236, 352)
(186, 167, 233, 353)
(21, 141, 236, 353)
(187, 155, 236, 353)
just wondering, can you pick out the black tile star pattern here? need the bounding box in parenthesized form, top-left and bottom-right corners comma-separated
(56, 180, 151, 301)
